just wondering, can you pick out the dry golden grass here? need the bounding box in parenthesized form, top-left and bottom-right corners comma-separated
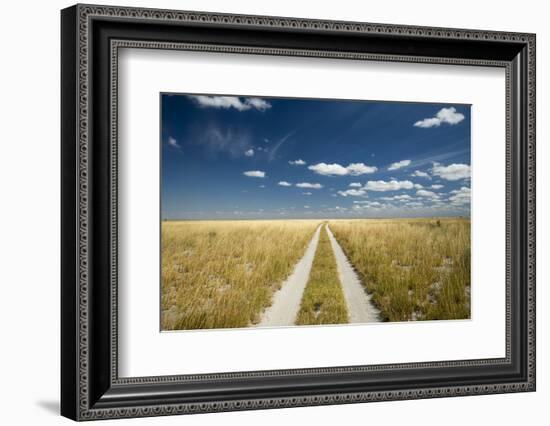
(161, 220, 320, 330)
(296, 225, 348, 325)
(329, 218, 470, 322)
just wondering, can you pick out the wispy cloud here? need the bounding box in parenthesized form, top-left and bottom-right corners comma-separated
(268, 130, 297, 162)
(388, 159, 411, 171)
(302, 192, 312, 196)
(308, 162, 377, 176)
(414, 107, 465, 128)
(195, 125, 252, 158)
(296, 182, 323, 189)
(188, 95, 271, 112)
(168, 136, 180, 148)
(244, 149, 254, 157)
(243, 170, 265, 178)
(389, 147, 470, 173)
(289, 159, 306, 166)
(278, 181, 292, 187)
(431, 162, 471, 181)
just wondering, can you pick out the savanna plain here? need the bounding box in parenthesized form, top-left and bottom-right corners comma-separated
(161, 218, 470, 330)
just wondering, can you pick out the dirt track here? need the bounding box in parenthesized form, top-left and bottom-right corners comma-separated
(257, 223, 380, 327)
(326, 225, 380, 323)
(257, 224, 322, 327)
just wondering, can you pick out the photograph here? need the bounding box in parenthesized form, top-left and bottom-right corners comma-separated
(57, 3, 536, 420)
(160, 94, 472, 331)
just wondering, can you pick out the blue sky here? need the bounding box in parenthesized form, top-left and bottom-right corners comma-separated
(161, 94, 471, 220)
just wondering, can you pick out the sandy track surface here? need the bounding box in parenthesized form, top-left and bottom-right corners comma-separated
(326, 225, 380, 323)
(257, 225, 322, 327)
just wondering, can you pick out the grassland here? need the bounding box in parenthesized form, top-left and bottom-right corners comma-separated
(296, 225, 348, 325)
(161, 220, 320, 330)
(329, 218, 470, 322)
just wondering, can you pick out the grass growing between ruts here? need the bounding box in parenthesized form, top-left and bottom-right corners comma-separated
(296, 225, 349, 325)
(329, 218, 470, 322)
(161, 220, 320, 330)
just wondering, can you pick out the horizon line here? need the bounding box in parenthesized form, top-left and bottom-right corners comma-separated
(162, 215, 470, 222)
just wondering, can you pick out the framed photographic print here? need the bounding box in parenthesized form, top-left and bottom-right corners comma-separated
(61, 4, 536, 421)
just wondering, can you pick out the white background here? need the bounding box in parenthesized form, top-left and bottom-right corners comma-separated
(119, 49, 505, 377)
(0, 0, 547, 425)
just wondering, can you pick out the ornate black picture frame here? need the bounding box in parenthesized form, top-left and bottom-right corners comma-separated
(61, 4, 536, 421)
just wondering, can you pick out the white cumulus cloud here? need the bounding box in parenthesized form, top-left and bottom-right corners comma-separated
(296, 182, 323, 189)
(416, 189, 439, 198)
(364, 180, 414, 192)
(394, 194, 412, 200)
(188, 95, 271, 112)
(411, 170, 431, 179)
(309, 163, 347, 175)
(289, 159, 306, 166)
(245, 98, 271, 111)
(431, 162, 471, 181)
(449, 186, 471, 205)
(308, 162, 377, 176)
(349, 182, 362, 188)
(431, 184, 444, 189)
(337, 189, 367, 197)
(414, 107, 465, 128)
(346, 163, 377, 175)
(388, 159, 411, 171)
(244, 149, 254, 157)
(380, 194, 412, 201)
(243, 170, 265, 178)
(352, 201, 383, 209)
(278, 181, 292, 187)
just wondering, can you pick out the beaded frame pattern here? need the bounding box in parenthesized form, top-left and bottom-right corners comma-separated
(74, 4, 535, 420)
